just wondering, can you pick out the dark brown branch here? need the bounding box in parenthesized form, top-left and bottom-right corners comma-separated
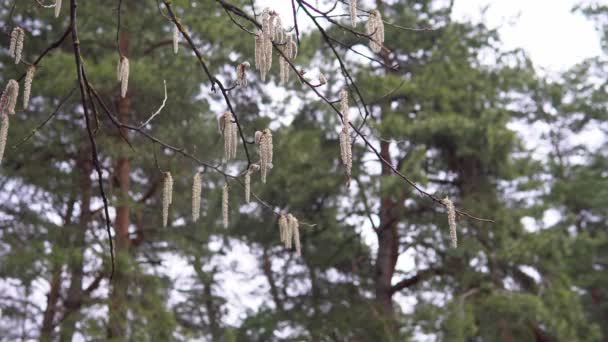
(390, 267, 443, 294)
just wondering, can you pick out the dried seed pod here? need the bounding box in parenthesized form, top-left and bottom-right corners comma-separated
(162, 172, 173, 227)
(442, 197, 457, 248)
(23, 66, 36, 109)
(192, 172, 202, 222)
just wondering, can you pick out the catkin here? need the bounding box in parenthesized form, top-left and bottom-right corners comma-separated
(288, 214, 301, 256)
(349, 0, 357, 27)
(255, 8, 274, 81)
(117, 57, 129, 98)
(244, 170, 251, 203)
(172, 23, 180, 54)
(221, 112, 238, 160)
(366, 10, 385, 53)
(442, 197, 457, 248)
(0, 115, 9, 165)
(338, 88, 352, 181)
(279, 215, 288, 245)
(279, 34, 298, 85)
(236, 62, 250, 87)
(192, 172, 202, 222)
(55, 0, 62, 18)
(222, 183, 229, 228)
(4, 80, 19, 116)
(9, 27, 25, 65)
(258, 129, 273, 183)
(162, 172, 173, 227)
(23, 66, 36, 109)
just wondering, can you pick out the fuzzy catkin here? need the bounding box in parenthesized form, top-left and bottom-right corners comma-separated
(0, 115, 9, 165)
(349, 0, 357, 27)
(221, 112, 238, 160)
(192, 172, 202, 222)
(172, 23, 180, 54)
(338, 88, 352, 181)
(258, 129, 273, 183)
(55, 0, 62, 18)
(118, 57, 129, 98)
(442, 197, 457, 248)
(366, 10, 385, 53)
(222, 183, 229, 228)
(288, 214, 301, 256)
(23, 66, 36, 109)
(10, 27, 25, 65)
(236, 62, 250, 87)
(5, 80, 19, 116)
(255, 8, 274, 81)
(278, 215, 288, 245)
(244, 170, 251, 203)
(339, 88, 349, 127)
(162, 172, 173, 227)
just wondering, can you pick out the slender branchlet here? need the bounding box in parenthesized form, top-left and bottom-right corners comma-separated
(2, 80, 20, 116)
(222, 182, 229, 228)
(9, 27, 25, 65)
(192, 172, 202, 222)
(172, 23, 180, 54)
(220, 112, 238, 160)
(0, 115, 9, 165)
(236, 61, 250, 87)
(117, 56, 129, 98)
(348, 0, 358, 27)
(338, 88, 352, 182)
(257, 128, 273, 183)
(55, 0, 62, 18)
(366, 9, 385, 53)
(442, 197, 458, 248)
(162, 172, 174, 227)
(23, 66, 36, 109)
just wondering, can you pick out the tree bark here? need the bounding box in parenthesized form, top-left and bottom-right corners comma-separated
(59, 150, 93, 341)
(107, 19, 132, 339)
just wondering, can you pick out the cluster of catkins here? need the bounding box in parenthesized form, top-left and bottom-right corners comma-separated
(254, 8, 298, 82)
(9, 27, 25, 65)
(366, 10, 385, 53)
(279, 214, 301, 256)
(218, 111, 238, 161)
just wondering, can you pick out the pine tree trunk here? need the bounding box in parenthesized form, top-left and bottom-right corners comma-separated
(374, 140, 399, 326)
(59, 151, 93, 341)
(107, 25, 132, 339)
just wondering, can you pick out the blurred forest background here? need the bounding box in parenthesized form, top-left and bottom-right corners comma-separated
(0, 0, 607, 341)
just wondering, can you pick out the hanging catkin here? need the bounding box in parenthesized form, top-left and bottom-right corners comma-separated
(244, 170, 251, 203)
(257, 129, 273, 183)
(279, 34, 298, 85)
(162, 172, 173, 227)
(289, 214, 301, 256)
(9, 27, 25, 65)
(338, 88, 352, 181)
(2, 80, 20, 116)
(192, 172, 202, 222)
(348, 0, 357, 27)
(172, 23, 180, 54)
(0, 115, 9, 165)
(220, 112, 238, 160)
(55, 0, 62, 18)
(279, 215, 288, 245)
(117, 57, 129, 98)
(236, 62, 250, 87)
(442, 197, 457, 248)
(255, 8, 275, 81)
(23, 66, 36, 109)
(222, 183, 229, 228)
(366, 10, 385, 53)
